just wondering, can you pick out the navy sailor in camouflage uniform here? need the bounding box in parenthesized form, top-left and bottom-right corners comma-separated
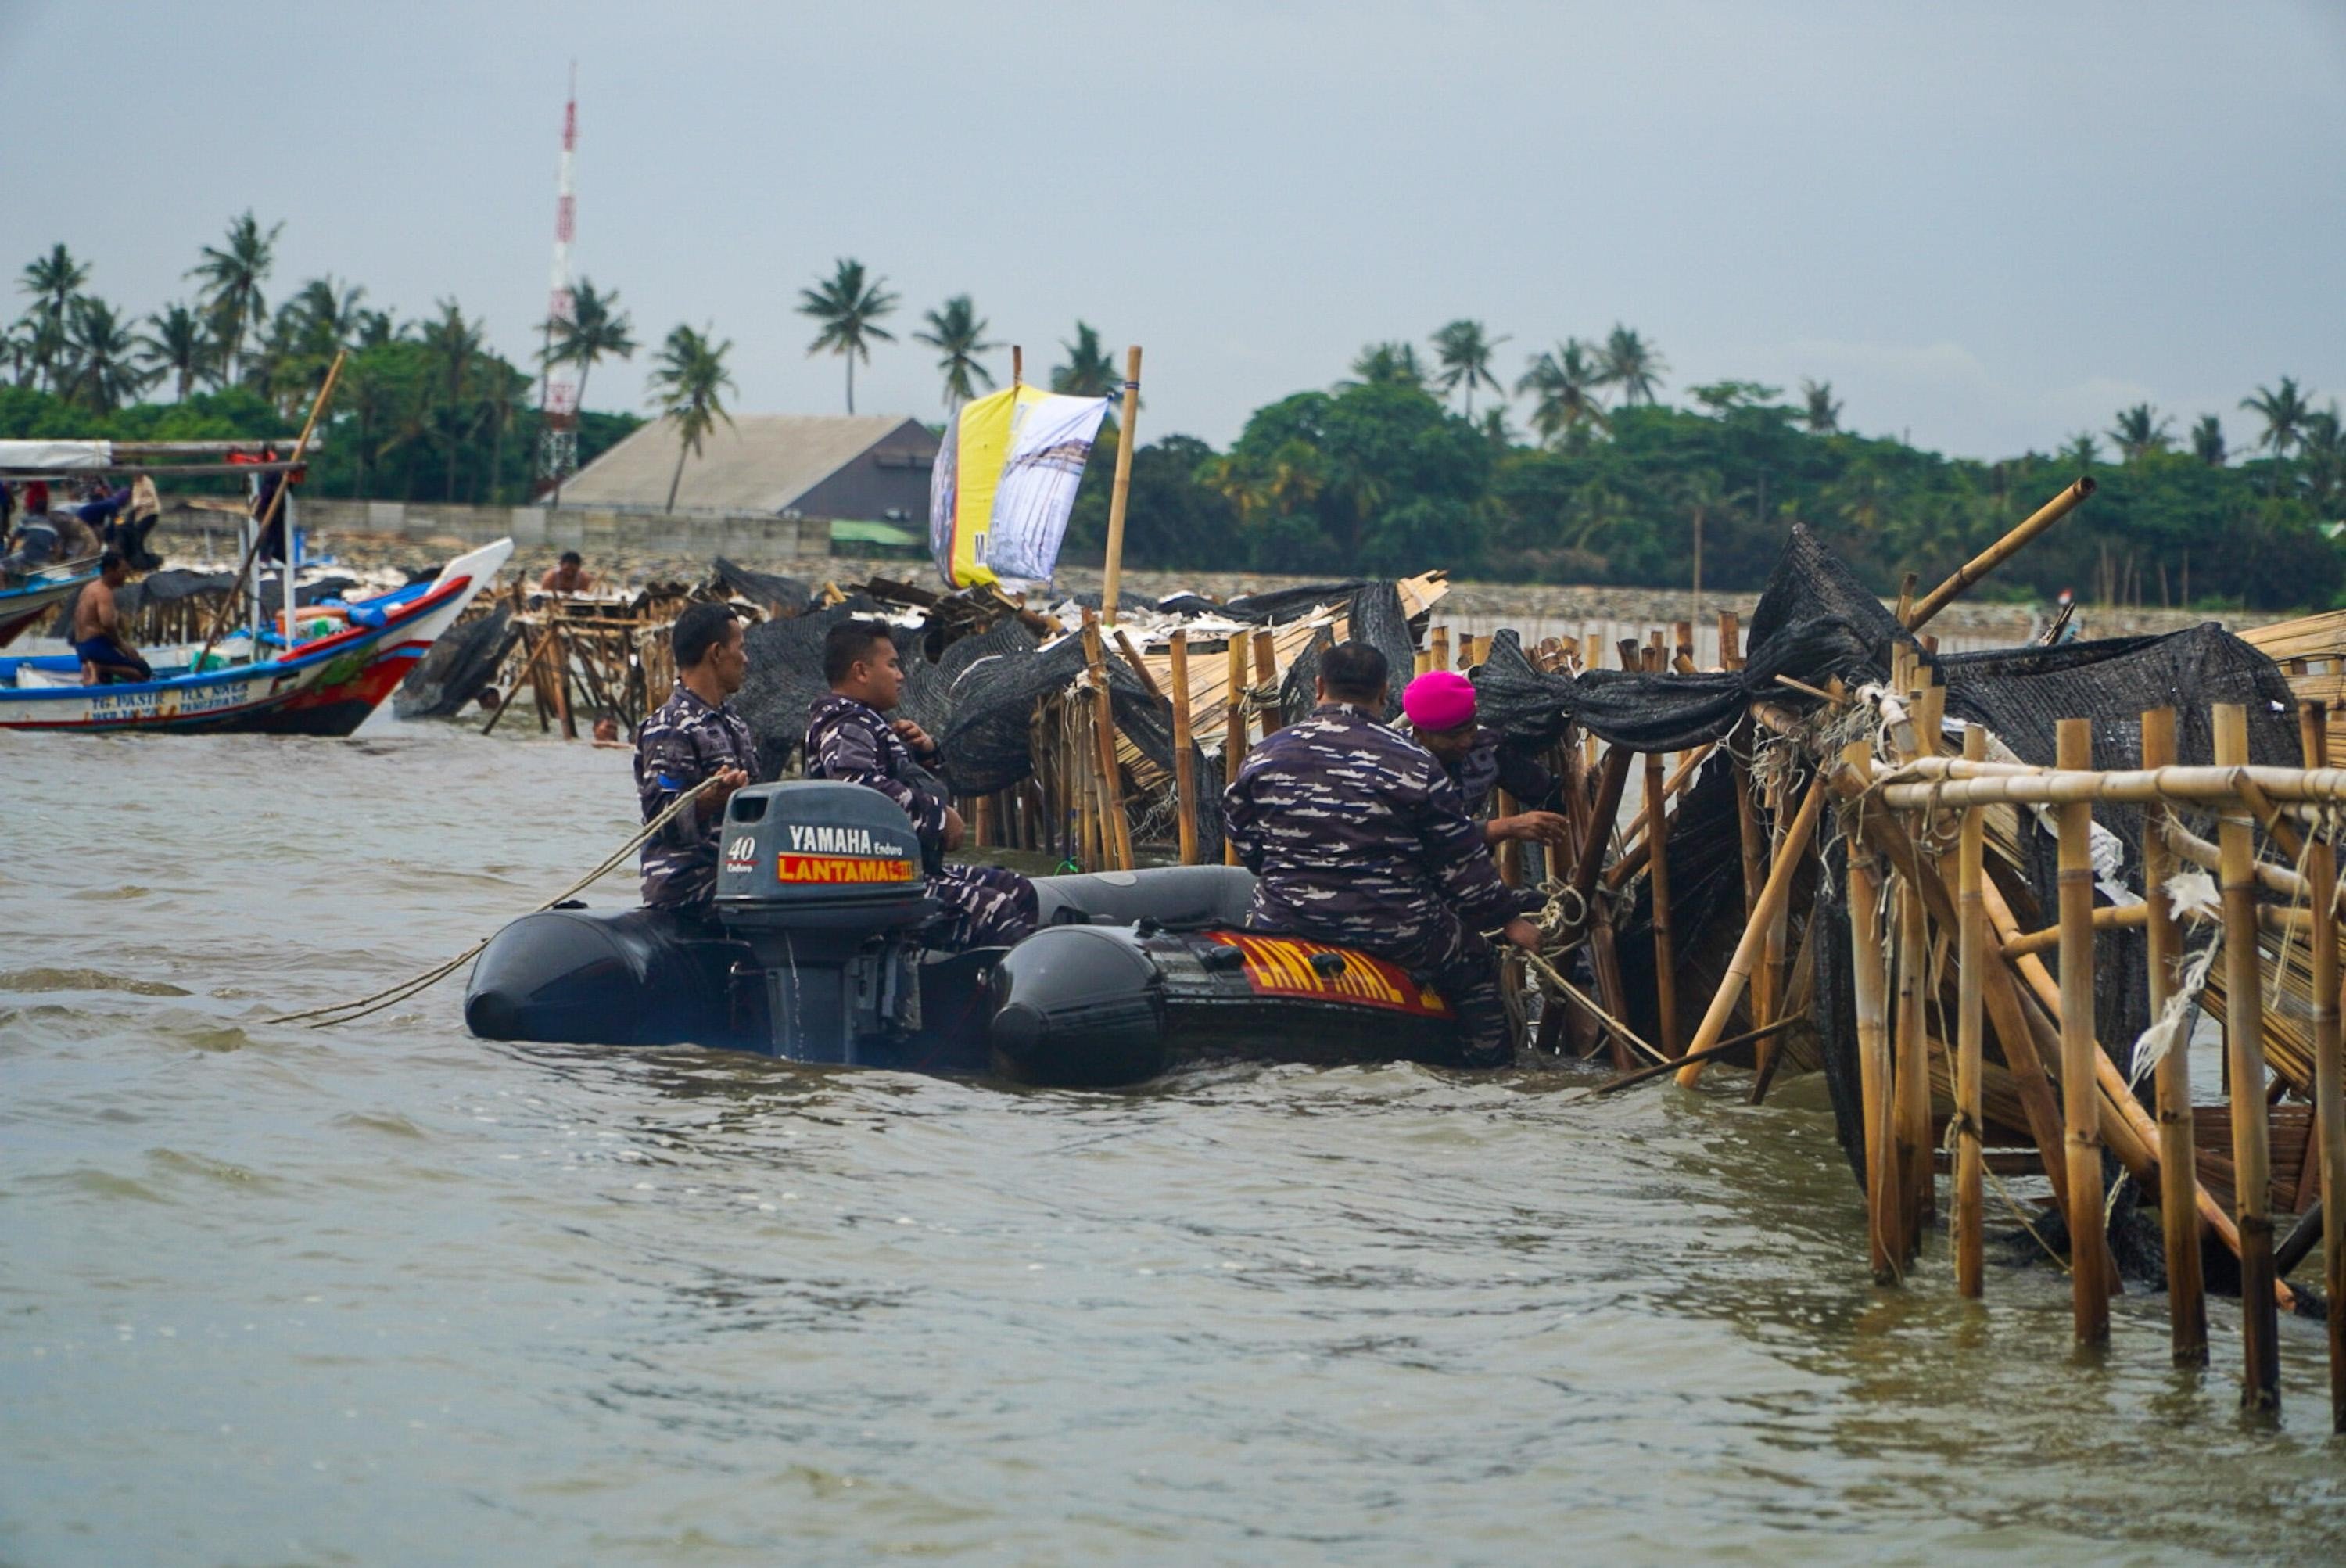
(634, 602, 759, 917)
(803, 619, 1038, 952)
(1222, 640, 1544, 1067)
(1400, 668, 1573, 852)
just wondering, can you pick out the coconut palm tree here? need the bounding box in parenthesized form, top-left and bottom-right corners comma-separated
(1516, 339, 1608, 448)
(353, 309, 407, 350)
(18, 243, 90, 393)
(418, 299, 486, 501)
(1598, 323, 1667, 406)
(796, 258, 897, 414)
(2300, 405, 2344, 510)
(544, 278, 637, 415)
(188, 210, 283, 384)
(1052, 321, 1121, 399)
(2060, 432, 2102, 473)
(0, 318, 31, 386)
(1345, 341, 1426, 391)
(2107, 404, 2172, 464)
(2241, 377, 2315, 493)
(912, 295, 998, 409)
(1429, 318, 1507, 416)
(59, 298, 156, 413)
(2190, 414, 2226, 467)
(137, 302, 216, 400)
(648, 324, 737, 513)
(1799, 378, 1842, 434)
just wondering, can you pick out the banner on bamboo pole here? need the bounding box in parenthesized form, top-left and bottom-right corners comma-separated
(929, 385, 1109, 589)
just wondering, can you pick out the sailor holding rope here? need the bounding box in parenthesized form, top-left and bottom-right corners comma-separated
(634, 602, 759, 919)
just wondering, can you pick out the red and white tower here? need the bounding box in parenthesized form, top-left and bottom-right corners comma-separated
(536, 66, 580, 497)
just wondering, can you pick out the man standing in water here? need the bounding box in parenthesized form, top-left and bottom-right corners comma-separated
(804, 619, 1037, 951)
(539, 551, 594, 594)
(635, 601, 756, 919)
(1400, 669, 1572, 850)
(1222, 640, 1542, 1067)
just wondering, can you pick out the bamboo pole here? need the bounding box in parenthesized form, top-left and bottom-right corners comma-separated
(1954, 723, 1987, 1297)
(2140, 706, 2205, 1363)
(2301, 703, 2345, 1431)
(1825, 753, 2075, 1206)
(1849, 788, 1899, 1283)
(1752, 771, 1795, 1103)
(2055, 718, 2110, 1344)
(1251, 629, 1280, 733)
(1671, 775, 1827, 1087)
(1643, 748, 1681, 1055)
(1733, 737, 1771, 1028)
(1100, 346, 1142, 626)
(193, 350, 346, 670)
(1893, 867, 1932, 1264)
(1879, 756, 2346, 811)
(1223, 635, 1250, 866)
(550, 623, 577, 740)
(1977, 858, 2281, 1300)
(2217, 703, 2283, 1411)
(1111, 628, 1162, 701)
(1082, 612, 1133, 870)
(1905, 477, 2097, 630)
(1170, 630, 1198, 865)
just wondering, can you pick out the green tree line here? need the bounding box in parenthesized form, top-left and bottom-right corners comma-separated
(13, 232, 2343, 609)
(5, 221, 640, 504)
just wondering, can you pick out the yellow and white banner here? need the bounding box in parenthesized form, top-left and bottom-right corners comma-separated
(928, 386, 1108, 589)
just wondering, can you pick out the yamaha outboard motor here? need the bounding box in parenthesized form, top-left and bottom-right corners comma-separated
(711, 780, 936, 1063)
(467, 781, 942, 1062)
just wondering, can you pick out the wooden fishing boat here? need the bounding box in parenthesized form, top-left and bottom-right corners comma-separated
(0, 569, 98, 649)
(0, 539, 511, 735)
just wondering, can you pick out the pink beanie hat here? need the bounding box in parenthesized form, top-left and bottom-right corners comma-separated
(1403, 669, 1477, 734)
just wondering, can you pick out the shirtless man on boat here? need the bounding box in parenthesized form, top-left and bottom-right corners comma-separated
(70, 551, 153, 685)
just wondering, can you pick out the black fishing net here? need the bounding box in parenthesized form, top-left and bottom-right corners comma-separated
(394, 603, 516, 720)
(1153, 581, 1367, 624)
(1346, 582, 1415, 724)
(1278, 625, 1336, 728)
(710, 558, 812, 618)
(899, 615, 1039, 763)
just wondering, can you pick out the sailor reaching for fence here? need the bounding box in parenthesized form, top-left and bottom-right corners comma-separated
(803, 618, 1038, 952)
(1400, 667, 1573, 850)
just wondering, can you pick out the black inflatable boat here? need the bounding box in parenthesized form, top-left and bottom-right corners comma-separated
(465, 780, 1469, 1085)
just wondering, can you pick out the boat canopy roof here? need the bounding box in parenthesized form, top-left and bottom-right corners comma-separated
(0, 440, 113, 472)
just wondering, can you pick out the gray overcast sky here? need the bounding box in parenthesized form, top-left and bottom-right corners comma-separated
(6, 0, 2343, 460)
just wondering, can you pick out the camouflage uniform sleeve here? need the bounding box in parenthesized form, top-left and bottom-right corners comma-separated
(1221, 752, 1265, 874)
(637, 720, 712, 853)
(818, 710, 949, 841)
(1409, 760, 1530, 930)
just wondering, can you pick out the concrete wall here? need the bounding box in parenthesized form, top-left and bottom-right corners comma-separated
(292, 497, 824, 561)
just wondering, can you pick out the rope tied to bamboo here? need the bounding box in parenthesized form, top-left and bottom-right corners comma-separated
(266, 775, 726, 1030)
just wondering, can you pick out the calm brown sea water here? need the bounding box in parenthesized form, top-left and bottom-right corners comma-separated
(3, 714, 2342, 1566)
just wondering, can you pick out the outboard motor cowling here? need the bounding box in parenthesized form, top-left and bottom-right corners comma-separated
(712, 780, 936, 1063)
